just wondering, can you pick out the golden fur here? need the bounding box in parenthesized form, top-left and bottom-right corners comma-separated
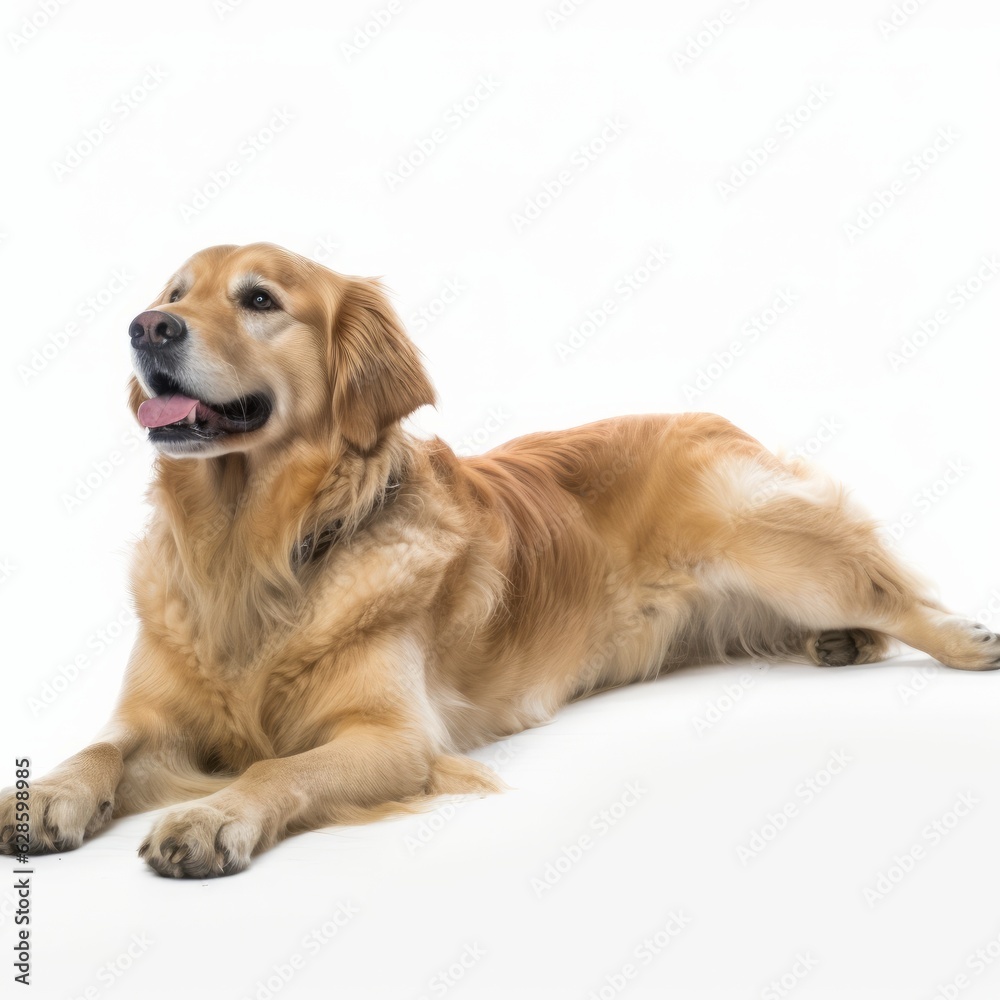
(2, 242, 996, 877)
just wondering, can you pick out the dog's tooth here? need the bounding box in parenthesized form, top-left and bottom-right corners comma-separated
(185, 410, 197, 425)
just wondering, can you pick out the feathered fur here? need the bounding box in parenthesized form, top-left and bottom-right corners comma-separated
(3, 242, 996, 878)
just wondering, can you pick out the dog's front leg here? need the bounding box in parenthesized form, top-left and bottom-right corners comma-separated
(139, 717, 433, 878)
(0, 634, 229, 856)
(0, 721, 199, 856)
(0, 741, 126, 855)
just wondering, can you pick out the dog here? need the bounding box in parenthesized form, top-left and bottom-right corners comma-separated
(2, 241, 997, 878)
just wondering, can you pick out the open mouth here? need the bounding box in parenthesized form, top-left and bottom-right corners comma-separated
(138, 372, 272, 445)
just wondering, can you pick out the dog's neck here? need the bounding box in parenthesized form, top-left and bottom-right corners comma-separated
(138, 428, 414, 667)
(291, 473, 401, 569)
(146, 428, 411, 605)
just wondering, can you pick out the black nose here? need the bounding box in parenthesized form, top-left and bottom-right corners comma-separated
(129, 310, 187, 349)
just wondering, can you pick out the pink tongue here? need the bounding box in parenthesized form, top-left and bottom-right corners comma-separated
(138, 393, 200, 429)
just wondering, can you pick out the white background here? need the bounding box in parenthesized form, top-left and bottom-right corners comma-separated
(3, 0, 1000, 997)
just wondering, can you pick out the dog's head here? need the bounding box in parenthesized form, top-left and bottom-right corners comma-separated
(127, 242, 435, 458)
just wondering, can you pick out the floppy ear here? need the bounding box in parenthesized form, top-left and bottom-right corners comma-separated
(331, 278, 436, 451)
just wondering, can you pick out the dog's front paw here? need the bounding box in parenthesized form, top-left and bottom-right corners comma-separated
(139, 802, 259, 878)
(0, 782, 114, 855)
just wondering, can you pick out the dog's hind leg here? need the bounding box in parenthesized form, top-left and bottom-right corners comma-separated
(700, 455, 999, 671)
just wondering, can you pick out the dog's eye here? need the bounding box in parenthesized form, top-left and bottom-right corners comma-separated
(168, 289, 182, 303)
(246, 289, 274, 311)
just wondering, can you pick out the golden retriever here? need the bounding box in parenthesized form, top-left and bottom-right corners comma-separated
(2, 242, 996, 878)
